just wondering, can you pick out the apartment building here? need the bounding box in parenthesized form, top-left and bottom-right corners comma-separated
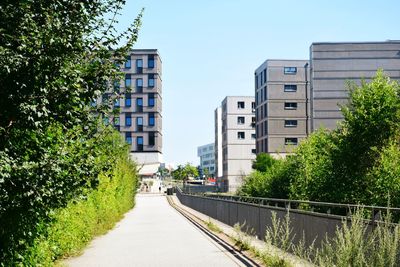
(105, 49, 163, 176)
(310, 41, 400, 130)
(255, 41, 400, 156)
(215, 96, 256, 192)
(254, 60, 309, 156)
(197, 143, 215, 176)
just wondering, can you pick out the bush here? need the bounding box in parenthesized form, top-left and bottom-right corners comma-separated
(239, 71, 400, 207)
(17, 154, 137, 266)
(0, 126, 138, 265)
(238, 158, 293, 199)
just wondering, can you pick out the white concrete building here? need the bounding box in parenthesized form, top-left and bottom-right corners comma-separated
(215, 96, 256, 192)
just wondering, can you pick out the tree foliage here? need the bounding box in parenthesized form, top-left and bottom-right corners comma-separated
(239, 71, 400, 206)
(0, 0, 142, 262)
(171, 163, 199, 180)
(252, 152, 278, 172)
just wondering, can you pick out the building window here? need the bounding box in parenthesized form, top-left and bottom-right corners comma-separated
(251, 133, 256, 139)
(125, 115, 132, 127)
(137, 136, 143, 151)
(136, 78, 143, 88)
(284, 84, 297, 92)
(285, 120, 298, 127)
(237, 116, 245, 124)
(263, 69, 266, 83)
(149, 132, 155, 146)
(251, 117, 256, 128)
(284, 67, 297, 74)
(149, 113, 155, 126)
(136, 59, 143, 73)
(251, 149, 257, 154)
(136, 98, 143, 112)
(251, 102, 255, 112)
(238, 132, 245, 139)
(237, 101, 245, 109)
(125, 94, 131, 107)
(137, 117, 143, 132)
(124, 56, 131, 68)
(125, 74, 131, 87)
(114, 99, 120, 107)
(125, 132, 132, 144)
(285, 138, 298, 145)
(103, 116, 109, 125)
(148, 55, 155, 68)
(148, 74, 155, 87)
(284, 102, 298, 110)
(148, 93, 155, 107)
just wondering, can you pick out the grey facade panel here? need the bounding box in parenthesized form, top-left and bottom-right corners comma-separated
(311, 42, 400, 130)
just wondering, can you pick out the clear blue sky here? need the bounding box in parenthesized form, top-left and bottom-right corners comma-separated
(116, 0, 400, 166)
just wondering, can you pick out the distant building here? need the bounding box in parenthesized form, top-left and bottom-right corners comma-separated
(215, 96, 256, 192)
(197, 143, 215, 176)
(254, 60, 309, 156)
(103, 49, 163, 176)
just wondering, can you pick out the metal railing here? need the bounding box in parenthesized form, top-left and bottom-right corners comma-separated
(180, 188, 400, 222)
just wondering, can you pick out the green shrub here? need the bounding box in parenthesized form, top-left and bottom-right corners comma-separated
(3, 148, 137, 266)
(238, 158, 293, 199)
(240, 71, 400, 207)
(0, 126, 138, 266)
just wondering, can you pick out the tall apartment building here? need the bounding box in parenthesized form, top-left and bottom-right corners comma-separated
(310, 41, 400, 130)
(215, 96, 256, 192)
(255, 41, 400, 156)
(107, 49, 163, 176)
(197, 143, 215, 176)
(254, 60, 309, 156)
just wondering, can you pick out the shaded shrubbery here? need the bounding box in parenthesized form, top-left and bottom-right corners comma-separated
(0, 126, 138, 265)
(239, 71, 400, 206)
(13, 139, 137, 265)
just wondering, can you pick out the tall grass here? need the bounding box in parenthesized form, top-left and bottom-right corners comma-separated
(265, 209, 400, 267)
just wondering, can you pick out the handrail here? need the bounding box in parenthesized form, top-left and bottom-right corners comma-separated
(176, 186, 400, 218)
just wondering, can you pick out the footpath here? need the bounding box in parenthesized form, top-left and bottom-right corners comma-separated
(64, 193, 246, 267)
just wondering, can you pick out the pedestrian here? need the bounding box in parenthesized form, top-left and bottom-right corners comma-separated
(159, 186, 161, 193)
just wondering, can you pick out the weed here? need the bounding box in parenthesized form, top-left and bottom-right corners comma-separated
(205, 219, 222, 233)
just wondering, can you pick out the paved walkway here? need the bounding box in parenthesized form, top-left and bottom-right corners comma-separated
(65, 194, 243, 267)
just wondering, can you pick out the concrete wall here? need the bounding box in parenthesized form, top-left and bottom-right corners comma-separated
(176, 190, 347, 248)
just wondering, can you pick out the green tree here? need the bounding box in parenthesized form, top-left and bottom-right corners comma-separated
(240, 71, 400, 206)
(203, 167, 210, 178)
(252, 152, 278, 172)
(0, 0, 142, 261)
(171, 163, 199, 181)
(289, 71, 400, 204)
(171, 165, 184, 180)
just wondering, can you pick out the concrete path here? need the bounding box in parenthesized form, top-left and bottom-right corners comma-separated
(65, 194, 243, 267)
